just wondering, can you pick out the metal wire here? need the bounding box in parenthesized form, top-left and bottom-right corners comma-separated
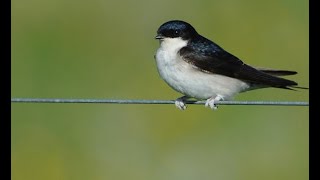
(11, 98, 309, 106)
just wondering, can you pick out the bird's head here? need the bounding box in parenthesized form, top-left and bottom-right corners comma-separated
(155, 20, 198, 41)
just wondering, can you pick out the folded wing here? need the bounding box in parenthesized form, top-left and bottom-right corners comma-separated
(179, 35, 298, 88)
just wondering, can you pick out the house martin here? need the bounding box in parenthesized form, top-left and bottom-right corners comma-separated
(154, 20, 306, 110)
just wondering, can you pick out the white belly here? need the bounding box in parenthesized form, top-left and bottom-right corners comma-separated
(155, 38, 250, 100)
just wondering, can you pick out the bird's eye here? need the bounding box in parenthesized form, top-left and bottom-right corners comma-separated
(166, 29, 180, 37)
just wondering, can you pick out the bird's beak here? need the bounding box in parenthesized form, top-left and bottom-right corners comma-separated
(155, 34, 164, 40)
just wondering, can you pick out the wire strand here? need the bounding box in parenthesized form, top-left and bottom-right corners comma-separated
(11, 98, 309, 106)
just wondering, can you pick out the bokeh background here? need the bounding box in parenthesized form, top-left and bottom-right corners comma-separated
(12, 0, 309, 180)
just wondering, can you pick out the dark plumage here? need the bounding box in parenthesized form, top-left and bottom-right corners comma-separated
(155, 20, 307, 110)
(157, 20, 302, 90)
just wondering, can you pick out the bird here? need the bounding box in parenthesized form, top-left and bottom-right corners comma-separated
(154, 20, 306, 110)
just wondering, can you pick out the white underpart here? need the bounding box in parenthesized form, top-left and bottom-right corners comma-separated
(155, 37, 250, 109)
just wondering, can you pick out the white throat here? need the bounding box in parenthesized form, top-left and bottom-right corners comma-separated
(158, 37, 188, 54)
(155, 37, 188, 66)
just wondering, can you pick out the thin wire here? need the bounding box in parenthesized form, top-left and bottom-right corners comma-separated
(11, 98, 309, 106)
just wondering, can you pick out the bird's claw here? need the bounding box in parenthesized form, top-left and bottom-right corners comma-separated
(205, 98, 218, 110)
(174, 96, 189, 110)
(175, 100, 186, 110)
(205, 95, 224, 110)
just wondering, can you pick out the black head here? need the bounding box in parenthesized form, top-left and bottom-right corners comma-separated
(155, 20, 198, 40)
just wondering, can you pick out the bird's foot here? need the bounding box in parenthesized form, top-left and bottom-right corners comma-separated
(174, 96, 189, 110)
(205, 95, 224, 110)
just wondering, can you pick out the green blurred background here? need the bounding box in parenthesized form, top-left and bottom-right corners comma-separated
(12, 0, 309, 179)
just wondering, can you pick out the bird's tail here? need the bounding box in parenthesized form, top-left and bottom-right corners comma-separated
(257, 68, 297, 76)
(257, 68, 308, 90)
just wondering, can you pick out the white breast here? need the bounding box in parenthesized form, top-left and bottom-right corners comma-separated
(155, 37, 250, 100)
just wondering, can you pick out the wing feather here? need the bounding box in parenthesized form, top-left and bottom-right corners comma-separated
(179, 36, 298, 88)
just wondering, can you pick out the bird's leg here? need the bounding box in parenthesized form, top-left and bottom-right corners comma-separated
(205, 95, 224, 110)
(174, 96, 190, 110)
